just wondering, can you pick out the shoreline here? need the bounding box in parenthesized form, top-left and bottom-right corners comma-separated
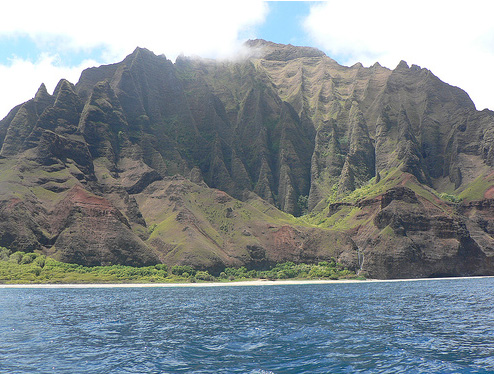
(0, 276, 493, 288)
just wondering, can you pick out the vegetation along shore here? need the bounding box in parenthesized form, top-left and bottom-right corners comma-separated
(0, 248, 359, 284)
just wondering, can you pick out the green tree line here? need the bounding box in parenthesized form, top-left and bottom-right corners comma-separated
(0, 247, 359, 284)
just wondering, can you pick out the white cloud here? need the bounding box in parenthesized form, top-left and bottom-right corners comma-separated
(0, 0, 268, 61)
(0, 0, 268, 118)
(0, 55, 98, 118)
(303, 0, 494, 110)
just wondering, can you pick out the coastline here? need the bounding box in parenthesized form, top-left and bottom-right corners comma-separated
(0, 276, 493, 288)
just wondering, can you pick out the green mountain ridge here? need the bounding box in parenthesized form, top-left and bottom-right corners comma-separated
(0, 40, 493, 279)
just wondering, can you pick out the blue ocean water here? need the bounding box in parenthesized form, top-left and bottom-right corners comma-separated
(0, 278, 493, 374)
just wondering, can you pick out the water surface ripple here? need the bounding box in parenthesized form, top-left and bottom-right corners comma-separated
(1, 278, 493, 373)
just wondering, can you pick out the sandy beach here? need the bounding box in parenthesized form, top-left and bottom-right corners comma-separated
(0, 276, 492, 288)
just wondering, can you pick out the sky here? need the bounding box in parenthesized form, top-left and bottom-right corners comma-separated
(1, 0, 494, 119)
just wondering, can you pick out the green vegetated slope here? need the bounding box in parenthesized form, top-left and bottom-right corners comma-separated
(0, 40, 494, 279)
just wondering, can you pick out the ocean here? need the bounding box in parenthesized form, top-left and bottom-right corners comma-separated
(1, 277, 493, 373)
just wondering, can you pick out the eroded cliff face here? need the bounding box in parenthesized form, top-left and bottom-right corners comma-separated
(0, 40, 493, 277)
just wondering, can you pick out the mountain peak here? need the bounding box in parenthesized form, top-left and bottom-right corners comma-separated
(132, 46, 155, 56)
(52, 79, 76, 100)
(244, 39, 326, 61)
(34, 83, 49, 101)
(396, 60, 410, 69)
(125, 47, 167, 63)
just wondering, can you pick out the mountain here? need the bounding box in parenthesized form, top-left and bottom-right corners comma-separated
(1, 40, 493, 278)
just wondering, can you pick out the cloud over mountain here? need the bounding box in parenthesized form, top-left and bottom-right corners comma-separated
(303, 0, 494, 110)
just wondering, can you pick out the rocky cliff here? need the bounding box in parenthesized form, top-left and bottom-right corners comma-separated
(1, 40, 493, 278)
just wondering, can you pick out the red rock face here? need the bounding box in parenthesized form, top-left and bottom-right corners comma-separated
(4, 198, 22, 211)
(53, 185, 124, 226)
(48, 185, 157, 266)
(273, 226, 302, 252)
(484, 186, 494, 199)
